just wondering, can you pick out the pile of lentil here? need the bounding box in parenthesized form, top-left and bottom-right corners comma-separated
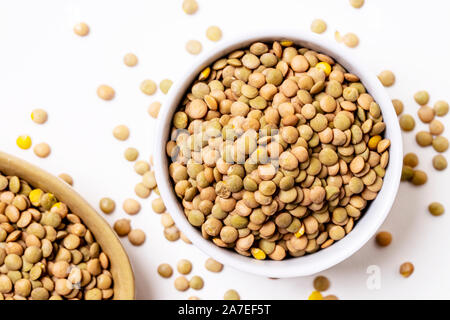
(166, 40, 391, 260)
(0, 173, 113, 300)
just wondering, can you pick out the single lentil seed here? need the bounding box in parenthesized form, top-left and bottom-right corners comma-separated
(343, 33, 359, 48)
(434, 100, 449, 117)
(182, 0, 198, 14)
(392, 99, 404, 115)
(399, 262, 414, 278)
(206, 26, 222, 42)
(399, 114, 415, 131)
(128, 229, 146, 246)
(313, 276, 330, 291)
(432, 136, 449, 153)
(140, 80, 157, 95)
(350, 0, 364, 8)
(224, 289, 240, 300)
(123, 198, 141, 215)
(123, 53, 138, 67)
(311, 19, 327, 34)
(31, 109, 48, 124)
(375, 231, 392, 247)
(157, 263, 173, 278)
(58, 173, 73, 186)
(189, 276, 204, 290)
(174, 276, 190, 291)
(432, 155, 447, 171)
(378, 70, 395, 87)
(97, 85, 115, 100)
(73, 22, 89, 36)
(114, 218, 131, 237)
(113, 125, 129, 141)
(33, 143, 51, 158)
(428, 202, 444, 216)
(186, 40, 202, 55)
(124, 147, 139, 161)
(414, 90, 429, 106)
(16, 135, 32, 150)
(160, 79, 173, 94)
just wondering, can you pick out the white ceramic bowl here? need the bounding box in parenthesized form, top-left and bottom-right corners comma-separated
(154, 30, 402, 278)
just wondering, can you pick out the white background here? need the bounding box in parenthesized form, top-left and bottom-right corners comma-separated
(0, 0, 449, 300)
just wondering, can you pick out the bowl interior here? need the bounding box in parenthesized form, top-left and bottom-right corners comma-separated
(0, 151, 135, 299)
(155, 31, 402, 278)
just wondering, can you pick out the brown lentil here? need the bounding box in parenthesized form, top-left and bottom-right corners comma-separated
(31, 109, 48, 124)
(99, 197, 115, 214)
(377, 70, 395, 87)
(399, 262, 414, 278)
(73, 22, 89, 36)
(113, 219, 131, 237)
(375, 231, 392, 247)
(428, 202, 444, 216)
(432, 155, 447, 171)
(128, 229, 146, 246)
(97, 85, 115, 101)
(33, 143, 51, 158)
(123, 53, 138, 67)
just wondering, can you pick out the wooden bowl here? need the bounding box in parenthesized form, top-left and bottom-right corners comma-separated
(0, 151, 135, 299)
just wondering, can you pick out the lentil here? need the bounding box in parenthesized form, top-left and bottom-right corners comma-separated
(343, 33, 359, 48)
(432, 155, 447, 171)
(160, 79, 173, 94)
(189, 276, 204, 290)
(403, 153, 419, 168)
(31, 109, 48, 124)
(432, 136, 449, 153)
(224, 289, 240, 300)
(205, 258, 223, 273)
(186, 40, 202, 55)
(411, 170, 427, 186)
(392, 99, 404, 115)
(399, 114, 415, 131)
(97, 85, 115, 100)
(128, 229, 146, 246)
(206, 26, 222, 42)
(377, 70, 395, 87)
(428, 202, 444, 216)
(140, 80, 157, 95)
(311, 19, 327, 34)
(174, 276, 189, 291)
(350, 0, 364, 8)
(434, 100, 449, 117)
(123, 53, 138, 67)
(182, 0, 198, 14)
(114, 218, 131, 237)
(123, 198, 141, 215)
(16, 135, 32, 150)
(313, 276, 330, 291)
(113, 125, 129, 141)
(157, 263, 173, 278)
(58, 173, 73, 186)
(73, 22, 89, 36)
(375, 231, 392, 247)
(414, 91, 429, 106)
(124, 147, 139, 161)
(399, 262, 414, 278)
(99, 197, 115, 214)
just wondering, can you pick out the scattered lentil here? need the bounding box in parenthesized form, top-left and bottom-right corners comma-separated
(311, 19, 327, 34)
(378, 70, 395, 87)
(414, 91, 429, 106)
(16, 135, 32, 150)
(58, 173, 73, 186)
(160, 79, 173, 94)
(123, 198, 141, 215)
(432, 155, 447, 171)
(399, 114, 415, 131)
(134, 160, 150, 175)
(148, 101, 161, 118)
(124, 147, 139, 161)
(97, 85, 115, 100)
(73, 22, 89, 36)
(206, 26, 222, 42)
(399, 262, 414, 278)
(128, 229, 146, 246)
(343, 33, 359, 48)
(31, 109, 48, 124)
(182, 0, 198, 14)
(428, 202, 444, 216)
(113, 218, 131, 237)
(140, 80, 157, 95)
(224, 289, 240, 300)
(158, 263, 173, 278)
(174, 276, 189, 291)
(313, 276, 330, 291)
(186, 40, 202, 55)
(123, 53, 138, 67)
(205, 258, 223, 273)
(113, 125, 129, 141)
(432, 136, 449, 153)
(411, 170, 427, 186)
(375, 231, 392, 247)
(177, 259, 192, 275)
(392, 99, 404, 115)
(350, 0, 364, 8)
(33, 142, 51, 158)
(99, 197, 115, 214)
(434, 100, 449, 117)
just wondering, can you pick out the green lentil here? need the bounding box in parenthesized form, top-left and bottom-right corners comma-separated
(414, 90, 429, 106)
(432, 155, 447, 171)
(428, 202, 444, 216)
(399, 114, 415, 131)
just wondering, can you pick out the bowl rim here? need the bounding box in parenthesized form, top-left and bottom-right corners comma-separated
(0, 151, 135, 299)
(154, 30, 402, 278)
